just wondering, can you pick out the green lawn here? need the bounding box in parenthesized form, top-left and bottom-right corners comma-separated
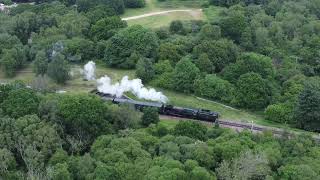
(122, 0, 206, 28)
(127, 10, 203, 28)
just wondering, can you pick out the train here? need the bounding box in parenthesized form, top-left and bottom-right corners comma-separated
(92, 90, 219, 123)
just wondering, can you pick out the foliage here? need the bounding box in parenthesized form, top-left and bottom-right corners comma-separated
(294, 77, 320, 132)
(104, 25, 159, 68)
(33, 50, 48, 76)
(265, 103, 292, 124)
(90, 16, 127, 41)
(173, 121, 207, 141)
(1, 88, 40, 118)
(169, 20, 186, 35)
(135, 57, 155, 83)
(233, 73, 270, 109)
(172, 57, 200, 93)
(142, 107, 159, 127)
(47, 53, 70, 84)
(124, 0, 145, 8)
(194, 74, 235, 103)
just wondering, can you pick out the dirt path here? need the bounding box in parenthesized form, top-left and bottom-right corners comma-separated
(122, 9, 202, 21)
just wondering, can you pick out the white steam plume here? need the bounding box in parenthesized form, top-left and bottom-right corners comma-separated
(84, 61, 96, 81)
(97, 75, 168, 103)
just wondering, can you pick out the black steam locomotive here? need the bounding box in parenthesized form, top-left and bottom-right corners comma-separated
(93, 90, 219, 123)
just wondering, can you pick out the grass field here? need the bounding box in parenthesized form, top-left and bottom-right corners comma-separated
(122, 0, 205, 28)
(127, 10, 203, 28)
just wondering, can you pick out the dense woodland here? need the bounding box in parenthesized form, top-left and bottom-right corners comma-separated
(1, 0, 320, 179)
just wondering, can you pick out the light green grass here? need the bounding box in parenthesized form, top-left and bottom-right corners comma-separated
(127, 11, 203, 28)
(122, 0, 205, 28)
(159, 118, 178, 129)
(122, 0, 205, 17)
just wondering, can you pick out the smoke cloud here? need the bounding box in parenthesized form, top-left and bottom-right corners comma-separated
(84, 61, 96, 81)
(97, 75, 168, 103)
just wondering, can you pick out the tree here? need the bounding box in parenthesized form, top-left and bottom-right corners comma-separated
(233, 73, 270, 109)
(222, 52, 275, 83)
(294, 77, 320, 132)
(199, 24, 221, 40)
(193, 39, 239, 72)
(0, 49, 17, 77)
(90, 16, 127, 41)
(1, 88, 40, 118)
(170, 20, 186, 35)
(0, 45, 26, 77)
(194, 53, 214, 74)
(216, 150, 271, 180)
(219, 6, 246, 42)
(172, 57, 200, 93)
(142, 107, 159, 127)
(0, 148, 16, 175)
(136, 57, 155, 83)
(104, 25, 159, 68)
(173, 121, 207, 141)
(194, 75, 234, 103)
(124, 0, 145, 8)
(265, 103, 292, 124)
(33, 50, 48, 76)
(158, 42, 182, 65)
(47, 53, 70, 84)
(57, 94, 111, 140)
(50, 163, 72, 180)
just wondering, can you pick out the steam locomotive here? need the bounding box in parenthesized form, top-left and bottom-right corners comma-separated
(92, 90, 219, 123)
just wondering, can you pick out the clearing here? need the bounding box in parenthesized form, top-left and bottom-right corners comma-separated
(121, 0, 206, 28)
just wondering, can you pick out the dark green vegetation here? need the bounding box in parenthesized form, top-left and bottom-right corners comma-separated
(1, 82, 320, 179)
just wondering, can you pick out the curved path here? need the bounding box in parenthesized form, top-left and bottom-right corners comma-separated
(122, 9, 202, 21)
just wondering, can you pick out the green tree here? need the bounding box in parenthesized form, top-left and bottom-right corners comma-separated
(33, 50, 48, 76)
(0, 148, 16, 175)
(50, 163, 72, 180)
(158, 42, 182, 65)
(216, 150, 271, 180)
(136, 57, 155, 83)
(199, 24, 221, 40)
(91, 16, 127, 41)
(47, 53, 70, 84)
(194, 53, 214, 74)
(294, 77, 320, 132)
(234, 73, 270, 109)
(170, 20, 186, 35)
(173, 121, 207, 141)
(0, 49, 17, 77)
(104, 25, 159, 68)
(57, 94, 111, 140)
(1, 88, 40, 118)
(124, 0, 145, 8)
(222, 52, 275, 83)
(172, 57, 200, 93)
(194, 74, 235, 103)
(193, 39, 239, 72)
(265, 103, 292, 124)
(142, 107, 159, 127)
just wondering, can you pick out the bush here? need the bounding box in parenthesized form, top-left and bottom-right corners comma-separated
(170, 20, 186, 35)
(142, 107, 159, 127)
(124, 0, 146, 8)
(194, 74, 235, 103)
(173, 121, 207, 141)
(265, 103, 292, 123)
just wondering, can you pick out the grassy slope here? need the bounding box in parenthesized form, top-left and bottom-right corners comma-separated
(122, 0, 205, 28)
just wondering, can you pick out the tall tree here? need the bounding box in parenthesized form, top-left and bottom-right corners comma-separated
(33, 50, 48, 76)
(47, 53, 70, 84)
(294, 77, 320, 132)
(172, 57, 200, 93)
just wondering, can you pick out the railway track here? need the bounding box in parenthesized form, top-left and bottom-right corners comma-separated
(160, 115, 320, 142)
